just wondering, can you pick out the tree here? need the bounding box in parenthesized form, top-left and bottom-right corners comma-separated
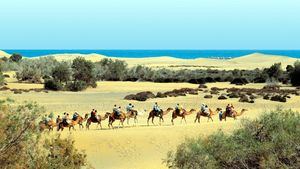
(9, 53, 22, 62)
(0, 100, 88, 168)
(95, 58, 128, 81)
(52, 62, 72, 83)
(289, 61, 300, 86)
(265, 63, 282, 81)
(286, 65, 294, 73)
(72, 57, 96, 87)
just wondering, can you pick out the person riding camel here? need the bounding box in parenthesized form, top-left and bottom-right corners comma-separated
(56, 115, 61, 124)
(153, 102, 161, 117)
(72, 112, 79, 121)
(62, 112, 68, 125)
(218, 108, 223, 121)
(175, 103, 182, 115)
(66, 113, 71, 125)
(90, 109, 97, 121)
(204, 105, 210, 116)
(226, 104, 232, 116)
(113, 105, 121, 117)
(126, 103, 134, 114)
(201, 103, 206, 113)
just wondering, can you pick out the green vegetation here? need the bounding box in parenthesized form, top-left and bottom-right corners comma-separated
(0, 99, 88, 168)
(9, 53, 22, 62)
(165, 109, 300, 169)
(289, 61, 300, 86)
(1, 53, 300, 91)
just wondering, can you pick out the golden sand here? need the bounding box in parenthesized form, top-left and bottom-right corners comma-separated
(1, 81, 300, 169)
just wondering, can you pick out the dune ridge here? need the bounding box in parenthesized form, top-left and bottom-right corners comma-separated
(0, 50, 299, 70)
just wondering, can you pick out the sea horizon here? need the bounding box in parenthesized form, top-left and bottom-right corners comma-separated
(2, 49, 300, 59)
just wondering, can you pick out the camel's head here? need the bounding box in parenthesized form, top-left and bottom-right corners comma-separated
(84, 113, 89, 118)
(166, 108, 174, 111)
(190, 109, 196, 112)
(216, 108, 222, 112)
(241, 109, 248, 112)
(105, 112, 111, 117)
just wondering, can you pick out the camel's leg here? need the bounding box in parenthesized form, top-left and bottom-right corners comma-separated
(99, 122, 102, 129)
(171, 118, 174, 125)
(127, 118, 130, 125)
(152, 117, 154, 125)
(147, 115, 151, 126)
(184, 117, 187, 124)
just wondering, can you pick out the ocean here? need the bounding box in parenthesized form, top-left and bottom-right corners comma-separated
(2, 50, 300, 59)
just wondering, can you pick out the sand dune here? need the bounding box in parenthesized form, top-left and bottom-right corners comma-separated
(0, 50, 10, 57)
(1, 50, 299, 70)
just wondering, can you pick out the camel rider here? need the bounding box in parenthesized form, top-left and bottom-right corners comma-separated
(116, 106, 122, 116)
(43, 115, 48, 124)
(56, 115, 61, 124)
(218, 108, 223, 121)
(66, 113, 71, 125)
(113, 105, 118, 115)
(175, 103, 182, 115)
(62, 112, 67, 125)
(204, 105, 210, 116)
(153, 102, 161, 116)
(94, 110, 99, 120)
(201, 103, 206, 113)
(226, 104, 232, 116)
(91, 109, 96, 121)
(126, 103, 134, 113)
(72, 112, 79, 121)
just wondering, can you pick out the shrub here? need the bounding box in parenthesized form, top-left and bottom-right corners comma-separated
(66, 80, 87, 91)
(290, 61, 300, 86)
(52, 62, 72, 83)
(264, 63, 283, 81)
(0, 100, 88, 168)
(0, 71, 4, 87)
(204, 95, 213, 99)
(231, 78, 248, 85)
(218, 95, 227, 100)
(165, 109, 300, 168)
(9, 53, 22, 62)
(44, 79, 63, 91)
(72, 57, 97, 86)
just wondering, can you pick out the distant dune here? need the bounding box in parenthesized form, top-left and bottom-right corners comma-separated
(0, 50, 298, 70)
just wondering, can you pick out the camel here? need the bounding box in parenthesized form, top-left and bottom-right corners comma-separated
(126, 109, 146, 125)
(147, 108, 173, 125)
(221, 109, 248, 121)
(57, 114, 88, 131)
(171, 108, 196, 125)
(194, 108, 221, 123)
(126, 109, 139, 125)
(86, 112, 110, 130)
(39, 119, 59, 132)
(108, 111, 126, 129)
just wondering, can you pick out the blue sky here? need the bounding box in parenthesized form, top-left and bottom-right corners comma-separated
(0, 0, 299, 49)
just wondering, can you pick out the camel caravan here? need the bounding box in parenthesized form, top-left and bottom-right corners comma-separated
(39, 102, 247, 131)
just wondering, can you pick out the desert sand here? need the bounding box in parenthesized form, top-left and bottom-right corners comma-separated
(1, 79, 300, 169)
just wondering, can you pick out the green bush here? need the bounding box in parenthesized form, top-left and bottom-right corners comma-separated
(52, 62, 72, 83)
(165, 109, 300, 169)
(44, 79, 63, 91)
(66, 80, 87, 91)
(9, 53, 22, 62)
(290, 61, 300, 86)
(0, 100, 88, 168)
